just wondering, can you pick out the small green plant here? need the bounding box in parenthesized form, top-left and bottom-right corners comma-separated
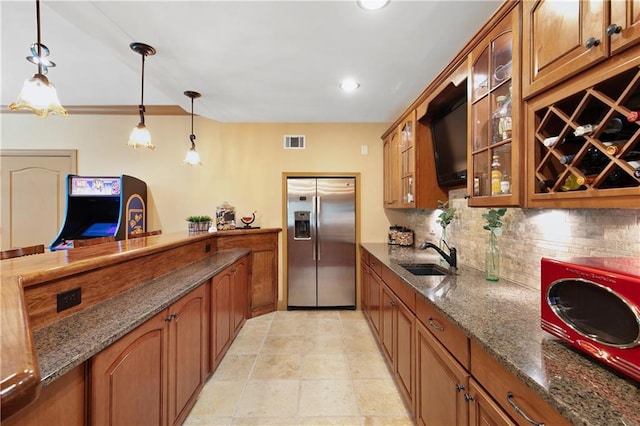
(482, 208, 507, 230)
(186, 215, 212, 223)
(436, 200, 456, 229)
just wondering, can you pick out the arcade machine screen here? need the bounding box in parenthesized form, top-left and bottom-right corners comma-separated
(81, 222, 118, 238)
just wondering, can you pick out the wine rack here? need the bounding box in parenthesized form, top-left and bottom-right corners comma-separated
(527, 63, 640, 208)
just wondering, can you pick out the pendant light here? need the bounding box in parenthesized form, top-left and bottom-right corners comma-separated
(183, 90, 202, 166)
(9, 0, 68, 117)
(128, 42, 156, 149)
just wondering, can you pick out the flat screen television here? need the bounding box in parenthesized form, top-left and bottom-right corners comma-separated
(430, 96, 468, 187)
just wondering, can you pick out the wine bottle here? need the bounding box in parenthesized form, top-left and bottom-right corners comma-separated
(491, 155, 502, 195)
(628, 160, 640, 178)
(539, 179, 557, 192)
(603, 167, 638, 188)
(560, 173, 583, 191)
(578, 146, 609, 175)
(574, 118, 623, 137)
(603, 140, 627, 155)
(542, 134, 586, 147)
(628, 111, 639, 122)
(559, 154, 576, 164)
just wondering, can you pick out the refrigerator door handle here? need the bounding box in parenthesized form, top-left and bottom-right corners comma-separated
(312, 196, 318, 261)
(316, 195, 321, 261)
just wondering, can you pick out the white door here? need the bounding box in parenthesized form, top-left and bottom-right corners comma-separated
(1, 149, 77, 250)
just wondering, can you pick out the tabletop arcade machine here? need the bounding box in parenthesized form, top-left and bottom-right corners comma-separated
(50, 175, 147, 250)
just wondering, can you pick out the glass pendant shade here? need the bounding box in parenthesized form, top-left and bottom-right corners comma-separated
(128, 123, 154, 149)
(183, 144, 201, 166)
(10, 73, 68, 117)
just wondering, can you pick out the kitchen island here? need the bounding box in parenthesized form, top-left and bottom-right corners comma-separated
(0, 228, 280, 423)
(362, 243, 640, 426)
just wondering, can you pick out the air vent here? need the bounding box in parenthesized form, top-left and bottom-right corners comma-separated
(284, 135, 306, 149)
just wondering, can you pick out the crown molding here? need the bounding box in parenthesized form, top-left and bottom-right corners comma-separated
(0, 105, 189, 116)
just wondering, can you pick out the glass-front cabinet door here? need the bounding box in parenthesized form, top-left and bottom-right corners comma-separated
(468, 5, 522, 207)
(399, 111, 416, 207)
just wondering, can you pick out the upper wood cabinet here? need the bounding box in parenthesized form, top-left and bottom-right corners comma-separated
(467, 5, 523, 207)
(610, 0, 640, 55)
(523, 0, 640, 99)
(400, 111, 417, 207)
(383, 128, 402, 208)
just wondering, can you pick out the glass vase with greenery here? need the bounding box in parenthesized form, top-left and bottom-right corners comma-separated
(482, 208, 506, 281)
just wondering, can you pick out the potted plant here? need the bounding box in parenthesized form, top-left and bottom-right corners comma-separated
(436, 200, 456, 259)
(186, 215, 213, 233)
(482, 208, 507, 281)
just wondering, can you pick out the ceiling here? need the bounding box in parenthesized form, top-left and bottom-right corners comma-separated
(1, 1, 501, 123)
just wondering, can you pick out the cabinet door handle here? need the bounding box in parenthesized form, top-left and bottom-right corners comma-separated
(165, 313, 176, 322)
(464, 393, 473, 402)
(428, 317, 444, 332)
(506, 392, 544, 426)
(455, 383, 465, 392)
(390, 300, 398, 307)
(585, 37, 600, 48)
(606, 24, 622, 36)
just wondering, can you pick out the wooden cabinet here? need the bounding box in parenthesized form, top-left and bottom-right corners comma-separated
(470, 341, 571, 426)
(211, 256, 248, 370)
(216, 230, 279, 317)
(468, 378, 516, 426)
(91, 284, 208, 426)
(523, 0, 640, 99)
(526, 55, 640, 208)
(383, 129, 401, 207)
(167, 284, 209, 426)
(610, 1, 640, 55)
(416, 319, 470, 426)
(3, 364, 85, 426)
(468, 5, 523, 207)
(399, 112, 416, 207)
(368, 266, 383, 337)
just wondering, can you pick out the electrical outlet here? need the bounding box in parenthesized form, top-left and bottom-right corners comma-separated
(57, 287, 81, 312)
(205, 243, 211, 253)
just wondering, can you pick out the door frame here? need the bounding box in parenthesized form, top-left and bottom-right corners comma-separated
(281, 172, 361, 311)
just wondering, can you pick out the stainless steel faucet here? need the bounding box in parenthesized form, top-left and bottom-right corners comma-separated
(419, 240, 457, 272)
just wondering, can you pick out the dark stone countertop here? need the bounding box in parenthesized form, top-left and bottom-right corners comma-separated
(32, 248, 250, 385)
(362, 243, 640, 426)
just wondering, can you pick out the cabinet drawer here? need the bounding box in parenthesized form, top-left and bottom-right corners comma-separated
(381, 265, 416, 313)
(470, 341, 570, 426)
(416, 297, 469, 369)
(369, 256, 383, 278)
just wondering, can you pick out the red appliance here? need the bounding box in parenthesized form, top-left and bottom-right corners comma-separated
(541, 257, 640, 382)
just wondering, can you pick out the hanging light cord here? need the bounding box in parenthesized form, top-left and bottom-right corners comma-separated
(139, 52, 146, 125)
(35, 0, 42, 74)
(190, 96, 196, 147)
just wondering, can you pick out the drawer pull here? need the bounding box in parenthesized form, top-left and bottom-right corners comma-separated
(606, 24, 622, 36)
(506, 392, 544, 426)
(428, 317, 445, 332)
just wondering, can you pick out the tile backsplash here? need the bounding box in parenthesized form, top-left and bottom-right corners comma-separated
(385, 189, 640, 290)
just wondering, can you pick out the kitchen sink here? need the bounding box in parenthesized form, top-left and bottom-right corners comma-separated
(399, 263, 449, 276)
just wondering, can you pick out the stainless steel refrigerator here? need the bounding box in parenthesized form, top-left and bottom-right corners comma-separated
(287, 177, 356, 308)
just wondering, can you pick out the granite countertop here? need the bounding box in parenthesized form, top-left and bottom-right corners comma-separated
(32, 248, 250, 385)
(362, 243, 640, 426)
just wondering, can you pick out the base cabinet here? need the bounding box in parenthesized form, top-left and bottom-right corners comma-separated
(211, 257, 248, 371)
(416, 320, 470, 426)
(91, 284, 208, 426)
(216, 231, 279, 317)
(468, 378, 516, 426)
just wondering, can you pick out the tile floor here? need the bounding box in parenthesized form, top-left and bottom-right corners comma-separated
(184, 310, 414, 425)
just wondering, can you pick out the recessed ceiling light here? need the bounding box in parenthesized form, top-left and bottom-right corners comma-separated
(340, 79, 360, 92)
(357, 0, 390, 11)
